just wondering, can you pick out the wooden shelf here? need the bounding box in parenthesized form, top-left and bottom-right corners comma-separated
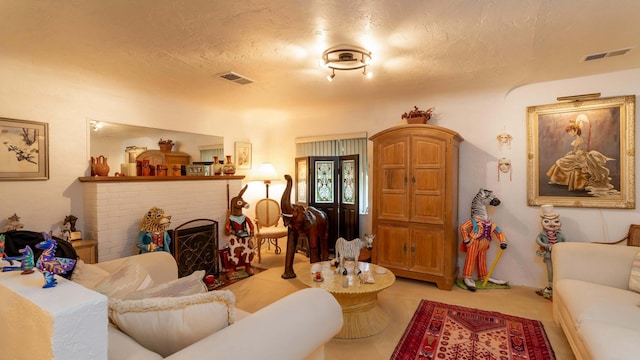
(78, 175, 244, 182)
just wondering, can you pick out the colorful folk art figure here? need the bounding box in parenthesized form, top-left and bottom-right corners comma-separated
(35, 233, 76, 288)
(459, 189, 508, 291)
(0, 234, 8, 263)
(535, 205, 566, 299)
(2, 245, 35, 274)
(224, 185, 255, 276)
(137, 206, 172, 254)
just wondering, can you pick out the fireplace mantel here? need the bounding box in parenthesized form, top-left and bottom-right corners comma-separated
(79, 175, 244, 182)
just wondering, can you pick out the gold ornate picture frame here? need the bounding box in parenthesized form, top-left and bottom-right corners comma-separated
(526, 95, 635, 209)
(0, 117, 49, 180)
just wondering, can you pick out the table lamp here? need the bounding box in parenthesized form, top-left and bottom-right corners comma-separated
(254, 163, 279, 198)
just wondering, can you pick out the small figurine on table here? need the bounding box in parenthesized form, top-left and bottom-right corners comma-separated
(535, 205, 566, 299)
(1, 245, 35, 274)
(137, 206, 172, 254)
(2, 213, 24, 232)
(35, 232, 76, 288)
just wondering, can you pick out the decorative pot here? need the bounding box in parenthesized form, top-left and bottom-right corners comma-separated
(91, 155, 110, 176)
(222, 155, 236, 175)
(158, 139, 174, 152)
(213, 156, 223, 175)
(406, 115, 429, 124)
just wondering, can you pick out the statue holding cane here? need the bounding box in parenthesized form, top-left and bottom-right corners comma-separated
(459, 188, 508, 291)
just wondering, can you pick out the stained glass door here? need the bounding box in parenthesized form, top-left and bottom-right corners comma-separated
(295, 156, 359, 254)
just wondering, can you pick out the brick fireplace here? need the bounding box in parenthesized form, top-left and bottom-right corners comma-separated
(80, 177, 243, 262)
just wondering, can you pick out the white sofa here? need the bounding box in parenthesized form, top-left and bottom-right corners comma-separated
(92, 251, 343, 360)
(552, 242, 640, 360)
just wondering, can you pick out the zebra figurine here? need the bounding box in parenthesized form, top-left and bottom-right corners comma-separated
(334, 234, 375, 276)
(459, 188, 508, 291)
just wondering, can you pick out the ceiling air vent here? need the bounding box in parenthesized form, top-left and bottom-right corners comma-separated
(216, 71, 254, 85)
(582, 48, 632, 62)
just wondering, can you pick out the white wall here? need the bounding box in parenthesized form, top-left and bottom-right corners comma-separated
(1, 54, 638, 288)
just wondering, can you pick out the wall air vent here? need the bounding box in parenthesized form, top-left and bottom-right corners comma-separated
(582, 48, 632, 62)
(216, 71, 254, 85)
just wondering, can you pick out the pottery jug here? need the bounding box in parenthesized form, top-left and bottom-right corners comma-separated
(92, 155, 110, 176)
(213, 156, 223, 175)
(222, 155, 236, 175)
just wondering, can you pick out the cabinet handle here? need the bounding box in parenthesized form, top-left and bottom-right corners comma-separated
(412, 176, 416, 183)
(403, 243, 407, 254)
(411, 243, 415, 255)
(404, 176, 408, 185)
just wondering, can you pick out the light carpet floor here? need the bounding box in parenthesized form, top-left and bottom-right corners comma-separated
(226, 246, 575, 360)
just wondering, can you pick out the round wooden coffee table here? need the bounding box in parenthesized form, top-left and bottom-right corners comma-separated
(294, 261, 395, 339)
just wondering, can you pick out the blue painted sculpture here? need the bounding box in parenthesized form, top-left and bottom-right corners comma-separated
(35, 232, 76, 288)
(1, 245, 35, 274)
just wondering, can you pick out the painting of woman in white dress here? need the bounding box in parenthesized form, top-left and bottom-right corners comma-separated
(545, 114, 618, 196)
(538, 109, 621, 198)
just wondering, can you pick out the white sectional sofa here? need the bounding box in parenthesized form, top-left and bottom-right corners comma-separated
(552, 242, 640, 360)
(98, 251, 343, 360)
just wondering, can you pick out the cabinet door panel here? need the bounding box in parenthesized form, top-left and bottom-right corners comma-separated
(410, 227, 444, 275)
(411, 137, 445, 224)
(375, 224, 409, 270)
(377, 140, 409, 221)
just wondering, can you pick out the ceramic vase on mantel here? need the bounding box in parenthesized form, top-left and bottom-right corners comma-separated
(222, 155, 236, 175)
(91, 155, 110, 176)
(213, 156, 223, 175)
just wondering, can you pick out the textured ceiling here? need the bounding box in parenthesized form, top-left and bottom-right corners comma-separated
(1, 0, 640, 111)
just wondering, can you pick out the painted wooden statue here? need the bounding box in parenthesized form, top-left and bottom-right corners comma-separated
(535, 204, 566, 299)
(459, 188, 508, 291)
(137, 206, 172, 253)
(223, 184, 255, 276)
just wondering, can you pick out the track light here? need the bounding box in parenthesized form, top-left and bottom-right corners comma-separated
(327, 69, 336, 82)
(321, 45, 373, 81)
(363, 67, 373, 79)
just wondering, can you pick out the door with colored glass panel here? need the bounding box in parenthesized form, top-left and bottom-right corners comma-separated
(295, 155, 359, 254)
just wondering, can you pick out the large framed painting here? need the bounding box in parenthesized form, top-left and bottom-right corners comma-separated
(526, 95, 635, 208)
(0, 117, 49, 180)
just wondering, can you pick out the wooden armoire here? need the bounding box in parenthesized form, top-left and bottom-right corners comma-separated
(370, 124, 463, 290)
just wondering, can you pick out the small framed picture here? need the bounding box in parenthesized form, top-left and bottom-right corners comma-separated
(0, 117, 49, 180)
(185, 164, 205, 176)
(234, 142, 252, 170)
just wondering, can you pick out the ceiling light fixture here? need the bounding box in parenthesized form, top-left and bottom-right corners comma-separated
(90, 120, 102, 132)
(321, 45, 372, 81)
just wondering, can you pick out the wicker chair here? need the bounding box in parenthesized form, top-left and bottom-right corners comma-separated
(254, 198, 288, 263)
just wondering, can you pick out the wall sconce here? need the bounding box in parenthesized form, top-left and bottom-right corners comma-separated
(253, 163, 279, 198)
(321, 45, 372, 81)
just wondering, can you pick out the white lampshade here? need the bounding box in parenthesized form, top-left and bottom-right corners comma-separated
(254, 163, 278, 182)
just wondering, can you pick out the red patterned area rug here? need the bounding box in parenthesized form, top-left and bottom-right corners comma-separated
(391, 300, 555, 360)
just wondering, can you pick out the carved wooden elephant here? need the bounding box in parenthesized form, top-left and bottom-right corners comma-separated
(280, 174, 329, 279)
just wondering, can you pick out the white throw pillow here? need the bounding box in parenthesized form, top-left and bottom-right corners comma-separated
(93, 257, 153, 298)
(124, 270, 207, 300)
(628, 250, 640, 293)
(70, 260, 111, 289)
(109, 290, 236, 357)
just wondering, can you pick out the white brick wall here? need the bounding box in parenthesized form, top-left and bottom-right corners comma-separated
(82, 179, 242, 262)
